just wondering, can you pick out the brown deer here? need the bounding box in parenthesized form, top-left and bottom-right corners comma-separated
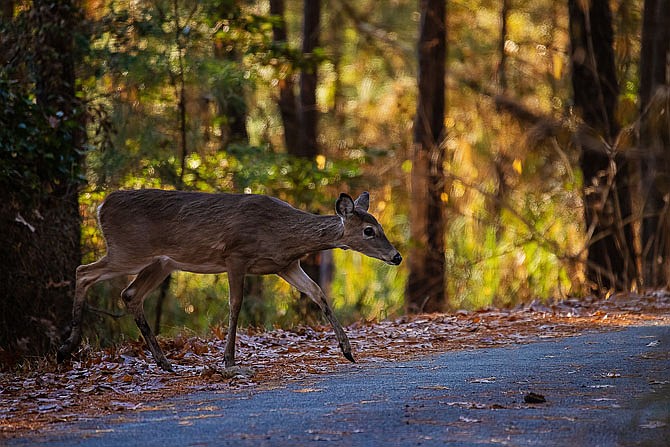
(58, 189, 402, 371)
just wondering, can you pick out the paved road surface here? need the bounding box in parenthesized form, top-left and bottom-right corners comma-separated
(8, 324, 670, 446)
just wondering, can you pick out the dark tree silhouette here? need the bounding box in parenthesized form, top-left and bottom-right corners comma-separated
(270, 0, 301, 154)
(298, 0, 320, 158)
(639, 0, 670, 288)
(0, 0, 84, 358)
(407, 0, 447, 313)
(568, 0, 637, 293)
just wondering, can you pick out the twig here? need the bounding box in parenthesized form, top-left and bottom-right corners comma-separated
(333, 0, 414, 61)
(88, 306, 126, 319)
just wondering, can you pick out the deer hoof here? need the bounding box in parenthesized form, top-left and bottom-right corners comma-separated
(343, 352, 356, 363)
(157, 358, 174, 373)
(56, 346, 71, 364)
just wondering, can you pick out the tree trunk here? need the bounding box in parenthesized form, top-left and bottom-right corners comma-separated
(406, 0, 447, 314)
(215, 47, 249, 147)
(568, 0, 637, 293)
(270, 0, 301, 153)
(0, 0, 83, 359)
(639, 0, 670, 288)
(298, 0, 320, 158)
(281, 0, 323, 320)
(491, 0, 510, 240)
(2, 1, 13, 19)
(211, 2, 249, 150)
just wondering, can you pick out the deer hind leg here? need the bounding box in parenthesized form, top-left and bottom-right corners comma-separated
(279, 261, 354, 363)
(58, 256, 122, 362)
(121, 256, 175, 371)
(224, 264, 246, 368)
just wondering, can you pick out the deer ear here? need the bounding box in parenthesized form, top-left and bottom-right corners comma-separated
(336, 193, 355, 218)
(354, 191, 370, 211)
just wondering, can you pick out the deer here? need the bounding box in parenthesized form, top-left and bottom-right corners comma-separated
(57, 189, 402, 372)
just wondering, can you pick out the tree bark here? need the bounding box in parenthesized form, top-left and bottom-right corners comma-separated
(568, 0, 637, 293)
(274, 0, 323, 318)
(0, 0, 83, 358)
(2, 0, 13, 19)
(298, 0, 320, 158)
(270, 0, 301, 153)
(406, 0, 447, 313)
(639, 0, 670, 288)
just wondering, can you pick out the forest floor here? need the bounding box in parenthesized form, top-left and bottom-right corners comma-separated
(1, 292, 669, 439)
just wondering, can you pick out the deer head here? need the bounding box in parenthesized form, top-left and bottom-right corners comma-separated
(335, 192, 402, 266)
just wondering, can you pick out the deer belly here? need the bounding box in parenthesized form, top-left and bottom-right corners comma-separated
(247, 258, 293, 275)
(169, 259, 229, 274)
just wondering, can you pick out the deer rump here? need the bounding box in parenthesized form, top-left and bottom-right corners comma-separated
(59, 189, 401, 372)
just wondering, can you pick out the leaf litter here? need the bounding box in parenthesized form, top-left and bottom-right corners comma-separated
(1, 291, 669, 436)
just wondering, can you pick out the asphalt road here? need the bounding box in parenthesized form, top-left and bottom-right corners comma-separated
(9, 324, 670, 446)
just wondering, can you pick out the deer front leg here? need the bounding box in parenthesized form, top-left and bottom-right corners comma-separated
(224, 264, 246, 368)
(58, 257, 112, 363)
(279, 261, 354, 363)
(122, 257, 174, 372)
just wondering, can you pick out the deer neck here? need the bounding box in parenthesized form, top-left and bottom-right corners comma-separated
(297, 213, 345, 253)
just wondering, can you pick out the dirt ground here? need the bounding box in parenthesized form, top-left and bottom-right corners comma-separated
(1, 291, 669, 438)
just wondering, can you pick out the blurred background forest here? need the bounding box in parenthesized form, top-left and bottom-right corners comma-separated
(1, 0, 669, 360)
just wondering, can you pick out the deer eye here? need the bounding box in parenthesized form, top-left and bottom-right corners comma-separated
(363, 227, 375, 238)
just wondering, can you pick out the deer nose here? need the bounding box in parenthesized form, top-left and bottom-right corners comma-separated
(391, 252, 402, 265)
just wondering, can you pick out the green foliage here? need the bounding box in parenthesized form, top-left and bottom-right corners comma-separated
(68, 0, 646, 347)
(0, 8, 86, 202)
(0, 94, 83, 194)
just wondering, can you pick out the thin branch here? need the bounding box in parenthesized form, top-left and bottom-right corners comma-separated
(88, 306, 126, 319)
(447, 170, 635, 291)
(445, 171, 571, 261)
(333, 0, 414, 61)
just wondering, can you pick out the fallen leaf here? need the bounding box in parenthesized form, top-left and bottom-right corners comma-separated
(417, 385, 450, 390)
(293, 388, 323, 393)
(469, 377, 496, 383)
(524, 392, 546, 404)
(639, 421, 667, 429)
(1, 291, 669, 436)
(458, 416, 481, 423)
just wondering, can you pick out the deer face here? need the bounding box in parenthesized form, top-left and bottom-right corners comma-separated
(336, 192, 402, 265)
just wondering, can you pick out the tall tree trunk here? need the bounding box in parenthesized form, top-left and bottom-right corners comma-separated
(406, 0, 447, 314)
(214, 51, 249, 147)
(639, 0, 670, 288)
(0, 0, 83, 359)
(170, 1, 189, 188)
(298, 0, 320, 158)
(568, 0, 637, 294)
(281, 0, 323, 322)
(491, 0, 510, 240)
(212, 2, 249, 149)
(328, 1, 346, 128)
(270, 0, 301, 153)
(2, 1, 13, 19)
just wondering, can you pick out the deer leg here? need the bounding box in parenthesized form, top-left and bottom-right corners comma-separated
(58, 256, 118, 362)
(224, 264, 246, 368)
(279, 261, 354, 363)
(121, 257, 174, 372)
